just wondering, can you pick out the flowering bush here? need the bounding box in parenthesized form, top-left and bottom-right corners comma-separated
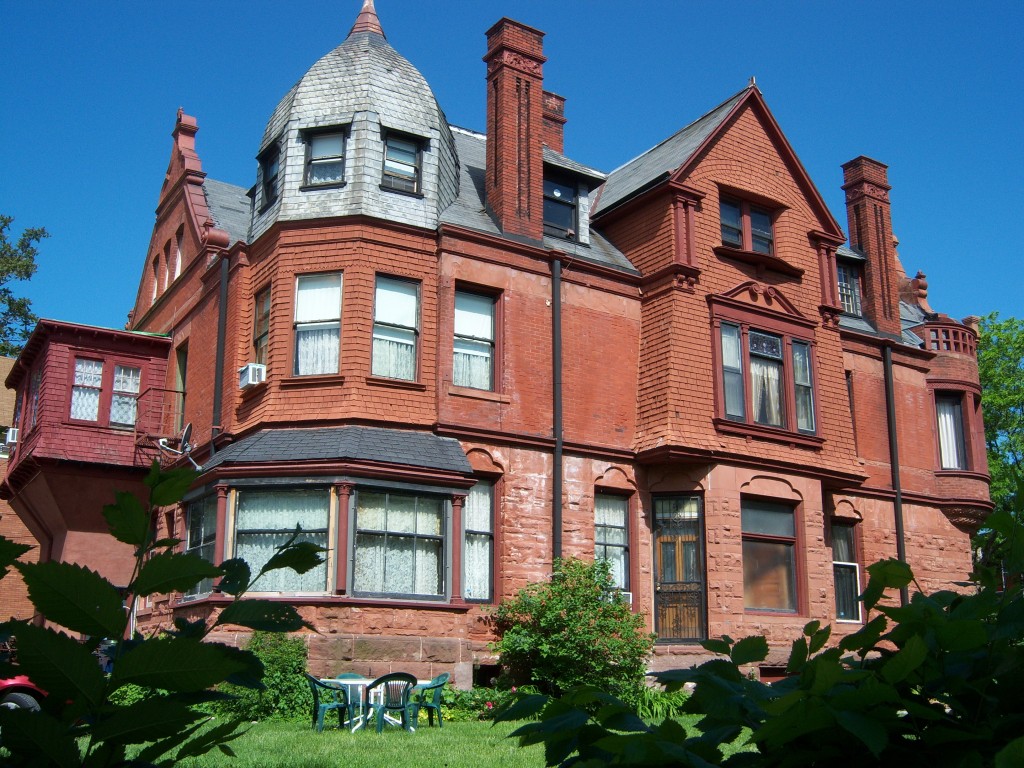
(444, 685, 534, 721)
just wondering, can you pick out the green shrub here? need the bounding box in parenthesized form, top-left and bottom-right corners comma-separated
(215, 631, 310, 722)
(444, 684, 539, 721)
(492, 557, 655, 701)
(630, 685, 689, 722)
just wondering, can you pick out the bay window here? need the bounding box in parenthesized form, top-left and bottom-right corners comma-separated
(372, 276, 419, 380)
(353, 490, 444, 598)
(463, 481, 494, 602)
(742, 499, 798, 613)
(235, 488, 330, 592)
(70, 357, 142, 427)
(453, 290, 495, 390)
(718, 321, 816, 436)
(294, 273, 342, 376)
(595, 494, 629, 591)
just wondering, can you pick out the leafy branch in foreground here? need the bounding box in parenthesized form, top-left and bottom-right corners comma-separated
(0, 461, 326, 767)
(499, 472, 1024, 768)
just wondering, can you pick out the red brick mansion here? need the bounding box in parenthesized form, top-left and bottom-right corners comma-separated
(1, 1, 990, 684)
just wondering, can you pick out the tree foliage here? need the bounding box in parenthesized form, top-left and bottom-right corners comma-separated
(499, 472, 1024, 767)
(978, 312, 1024, 517)
(492, 557, 655, 703)
(0, 461, 326, 766)
(0, 214, 47, 358)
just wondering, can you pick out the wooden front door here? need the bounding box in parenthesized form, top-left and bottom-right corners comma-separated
(653, 496, 706, 641)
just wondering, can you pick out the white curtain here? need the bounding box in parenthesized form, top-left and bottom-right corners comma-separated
(937, 398, 965, 469)
(111, 365, 141, 426)
(463, 482, 493, 600)
(70, 359, 103, 421)
(372, 327, 416, 379)
(235, 488, 329, 592)
(296, 324, 339, 375)
(453, 289, 494, 388)
(373, 278, 418, 379)
(751, 358, 783, 427)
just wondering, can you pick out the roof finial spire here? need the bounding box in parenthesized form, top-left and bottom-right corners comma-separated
(349, 0, 385, 37)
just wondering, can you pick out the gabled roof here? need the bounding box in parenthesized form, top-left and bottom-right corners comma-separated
(201, 425, 472, 475)
(203, 178, 250, 246)
(593, 89, 748, 216)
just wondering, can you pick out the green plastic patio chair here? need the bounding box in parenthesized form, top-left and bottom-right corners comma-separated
(365, 672, 418, 733)
(411, 672, 450, 728)
(304, 673, 350, 732)
(334, 672, 367, 727)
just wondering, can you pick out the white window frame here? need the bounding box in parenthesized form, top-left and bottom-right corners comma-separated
(595, 493, 629, 591)
(837, 262, 862, 316)
(453, 290, 496, 390)
(463, 481, 494, 602)
(381, 134, 421, 194)
(831, 522, 862, 622)
(372, 276, 419, 381)
(936, 393, 968, 470)
(293, 273, 343, 376)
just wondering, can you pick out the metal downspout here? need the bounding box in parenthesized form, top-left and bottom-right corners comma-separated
(210, 254, 229, 458)
(883, 344, 909, 606)
(552, 256, 563, 561)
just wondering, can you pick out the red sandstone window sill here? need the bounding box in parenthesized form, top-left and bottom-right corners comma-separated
(934, 469, 989, 482)
(714, 245, 804, 279)
(447, 384, 510, 403)
(365, 376, 427, 392)
(713, 418, 824, 449)
(175, 593, 472, 612)
(279, 374, 346, 389)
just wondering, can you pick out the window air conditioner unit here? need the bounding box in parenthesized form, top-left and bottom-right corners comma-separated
(5, 428, 18, 446)
(238, 363, 267, 390)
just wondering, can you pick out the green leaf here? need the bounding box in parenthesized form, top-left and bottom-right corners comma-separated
(213, 600, 314, 632)
(867, 559, 914, 590)
(217, 558, 251, 596)
(803, 620, 821, 636)
(259, 539, 326, 577)
(147, 465, 197, 507)
(731, 635, 769, 665)
(90, 697, 206, 744)
(10, 623, 106, 709)
(787, 637, 808, 673)
(996, 736, 1024, 768)
(133, 552, 222, 596)
(102, 491, 149, 548)
(808, 624, 832, 655)
(0, 534, 32, 577)
(112, 637, 254, 692)
(0, 708, 81, 768)
(880, 634, 929, 684)
(701, 638, 732, 656)
(495, 693, 550, 722)
(935, 619, 988, 652)
(834, 709, 888, 757)
(15, 560, 127, 638)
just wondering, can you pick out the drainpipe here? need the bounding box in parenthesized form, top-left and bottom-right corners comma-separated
(552, 255, 563, 561)
(209, 253, 229, 458)
(883, 344, 909, 606)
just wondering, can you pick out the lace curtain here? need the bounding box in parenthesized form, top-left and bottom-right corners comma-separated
(294, 274, 342, 375)
(373, 278, 418, 379)
(295, 324, 339, 375)
(354, 492, 443, 597)
(463, 482, 493, 600)
(235, 488, 329, 592)
(750, 358, 783, 427)
(454, 293, 494, 389)
(70, 359, 103, 421)
(595, 495, 628, 589)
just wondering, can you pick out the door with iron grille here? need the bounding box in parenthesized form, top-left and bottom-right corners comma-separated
(653, 496, 706, 641)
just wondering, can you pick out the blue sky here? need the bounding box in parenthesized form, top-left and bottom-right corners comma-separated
(2, 1, 1021, 330)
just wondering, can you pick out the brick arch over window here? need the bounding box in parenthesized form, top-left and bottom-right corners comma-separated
(593, 465, 636, 493)
(739, 475, 804, 503)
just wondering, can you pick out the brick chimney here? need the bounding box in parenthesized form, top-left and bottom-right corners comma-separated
(484, 18, 546, 241)
(841, 157, 903, 338)
(542, 91, 566, 154)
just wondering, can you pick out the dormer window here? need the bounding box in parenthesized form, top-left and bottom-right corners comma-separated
(837, 262, 862, 316)
(304, 129, 346, 187)
(382, 134, 421, 194)
(543, 175, 577, 239)
(721, 198, 774, 255)
(259, 144, 280, 208)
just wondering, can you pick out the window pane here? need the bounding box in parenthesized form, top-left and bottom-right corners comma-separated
(372, 326, 416, 380)
(543, 198, 575, 231)
(749, 331, 782, 359)
(454, 293, 494, 340)
(832, 525, 855, 563)
(464, 481, 493, 602)
(720, 200, 742, 247)
(544, 178, 576, 201)
(834, 563, 860, 620)
(295, 323, 340, 375)
(296, 274, 342, 322)
(71, 358, 103, 421)
(311, 132, 344, 158)
(721, 324, 745, 419)
(453, 340, 492, 389)
(465, 482, 493, 533)
(741, 501, 795, 537)
(837, 263, 862, 315)
(309, 160, 344, 185)
(595, 495, 627, 528)
(375, 278, 418, 328)
(742, 539, 795, 611)
(792, 342, 814, 432)
(750, 208, 773, 254)
(792, 343, 810, 386)
(185, 495, 218, 598)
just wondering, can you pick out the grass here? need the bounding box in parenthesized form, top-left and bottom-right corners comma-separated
(174, 719, 546, 768)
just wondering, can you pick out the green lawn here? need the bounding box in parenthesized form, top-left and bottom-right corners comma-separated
(175, 719, 546, 768)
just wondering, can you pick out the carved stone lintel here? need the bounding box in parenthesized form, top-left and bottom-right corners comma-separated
(818, 306, 841, 329)
(488, 50, 543, 76)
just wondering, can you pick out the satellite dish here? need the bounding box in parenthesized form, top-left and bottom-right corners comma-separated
(157, 422, 201, 471)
